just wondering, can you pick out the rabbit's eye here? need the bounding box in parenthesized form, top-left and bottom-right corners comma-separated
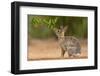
(58, 30, 60, 33)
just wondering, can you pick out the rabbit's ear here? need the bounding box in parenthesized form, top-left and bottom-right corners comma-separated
(64, 26, 68, 32)
(60, 26, 63, 29)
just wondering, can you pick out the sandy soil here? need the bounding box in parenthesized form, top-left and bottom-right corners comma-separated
(28, 39, 88, 61)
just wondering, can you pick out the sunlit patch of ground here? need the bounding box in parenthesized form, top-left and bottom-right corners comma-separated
(28, 39, 88, 61)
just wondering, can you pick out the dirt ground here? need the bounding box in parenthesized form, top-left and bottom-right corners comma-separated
(28, 39, 88, 61)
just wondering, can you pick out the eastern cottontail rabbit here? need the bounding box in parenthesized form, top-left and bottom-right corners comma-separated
(53, 26, 81, 57)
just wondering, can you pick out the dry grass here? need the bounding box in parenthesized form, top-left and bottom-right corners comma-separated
(28, 39, 88, 61)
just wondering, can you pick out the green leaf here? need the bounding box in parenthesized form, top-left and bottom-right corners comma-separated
(43, 19, 49, 25)
(48, 19, 51, 25)
(54, 17, 58, 23)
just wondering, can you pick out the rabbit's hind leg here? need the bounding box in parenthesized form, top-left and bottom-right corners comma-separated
(68, 53, 73, 58)
(68, 51, 74, 58)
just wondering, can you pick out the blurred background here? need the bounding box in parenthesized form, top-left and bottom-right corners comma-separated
(28, 15, 88, 40)
(28, 15, 88, 60)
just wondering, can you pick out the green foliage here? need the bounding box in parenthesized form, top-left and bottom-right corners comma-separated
(64, 17, 88, 38)
(43, 17, 58, 29)
(31, 16, 59, 30)
(28, 15, 88, 39)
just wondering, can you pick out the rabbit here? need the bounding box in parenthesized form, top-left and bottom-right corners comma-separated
(53, 26, 81, 57)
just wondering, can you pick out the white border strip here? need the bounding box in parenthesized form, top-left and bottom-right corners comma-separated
(20, 6, 94, 70)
